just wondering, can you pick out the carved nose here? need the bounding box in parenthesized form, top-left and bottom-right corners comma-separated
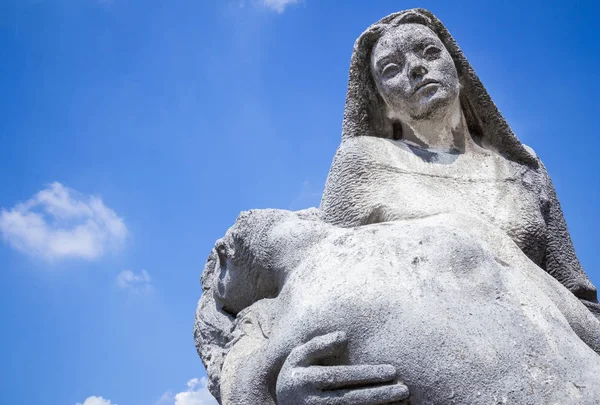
(410, 65, 428, 80)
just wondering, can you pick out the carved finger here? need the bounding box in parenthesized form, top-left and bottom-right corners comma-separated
(319, 383, 410, 405)
(285, 332, 348, 368)
(304, 364, 397, 390)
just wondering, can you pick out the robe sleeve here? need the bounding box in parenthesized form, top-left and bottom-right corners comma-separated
(540, 160, 600, 320)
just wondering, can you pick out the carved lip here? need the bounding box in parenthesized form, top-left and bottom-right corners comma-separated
(413, 79, 440, 94)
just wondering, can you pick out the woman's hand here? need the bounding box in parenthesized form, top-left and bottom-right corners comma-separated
(276, 332, 409, 405)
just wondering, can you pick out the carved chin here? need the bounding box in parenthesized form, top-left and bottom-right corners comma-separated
(410, 91, 455, 121)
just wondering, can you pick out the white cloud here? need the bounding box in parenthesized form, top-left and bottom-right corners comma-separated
(116, 269, 152, 293)
(158, 378, 218, 405)
(263, 0, 300, 13)
(76, 396, 115, 405)
(0, 182, 127, 261)
(238, 0, 300, 13)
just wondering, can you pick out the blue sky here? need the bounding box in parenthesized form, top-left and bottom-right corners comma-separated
(0, 1, 599, 404)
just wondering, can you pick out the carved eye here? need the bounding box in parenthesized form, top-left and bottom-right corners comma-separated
(423, 45, 442, 60)
(381, 63, 401, 78)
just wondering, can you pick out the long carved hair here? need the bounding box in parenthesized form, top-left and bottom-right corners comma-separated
(342, 8, 537, 166)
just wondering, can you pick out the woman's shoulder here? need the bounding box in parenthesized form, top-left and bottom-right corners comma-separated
(338, 135, 397, 151)
(334, 136, 404, 166)
(516, 144, 550, 183)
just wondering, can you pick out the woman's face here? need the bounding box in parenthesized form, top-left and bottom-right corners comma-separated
(371, 24, 460, 122)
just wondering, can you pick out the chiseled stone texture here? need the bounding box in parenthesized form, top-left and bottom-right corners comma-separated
(195, 8, 600, 404)
(197, 209, 600, 404)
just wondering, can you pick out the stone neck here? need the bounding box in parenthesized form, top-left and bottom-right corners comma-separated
(398, 99, 478, 154)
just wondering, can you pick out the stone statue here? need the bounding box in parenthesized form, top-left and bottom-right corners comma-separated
(195, 9, 600, 404)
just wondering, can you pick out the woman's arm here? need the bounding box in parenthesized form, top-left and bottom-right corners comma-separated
(540, 161, 600, 319)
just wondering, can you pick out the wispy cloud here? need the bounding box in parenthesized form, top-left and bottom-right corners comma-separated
(158, 378, 218, 405)
(262, 0, 300, 13)
(116, 269, 152, 293)
(0, 182, 127, 261)
(288, 179, 322, 211)
(76, 396, 115, 405)
(238, 0, 301, 13)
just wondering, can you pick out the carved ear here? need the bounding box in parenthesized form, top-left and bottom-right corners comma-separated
(229, 305, 272, 346)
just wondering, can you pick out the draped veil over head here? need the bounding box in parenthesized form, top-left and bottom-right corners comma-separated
(342, 8, 537, 165)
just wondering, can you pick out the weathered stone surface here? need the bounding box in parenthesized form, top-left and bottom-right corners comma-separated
(195, 8, 600, 404)
(197, 210, 600, 404)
